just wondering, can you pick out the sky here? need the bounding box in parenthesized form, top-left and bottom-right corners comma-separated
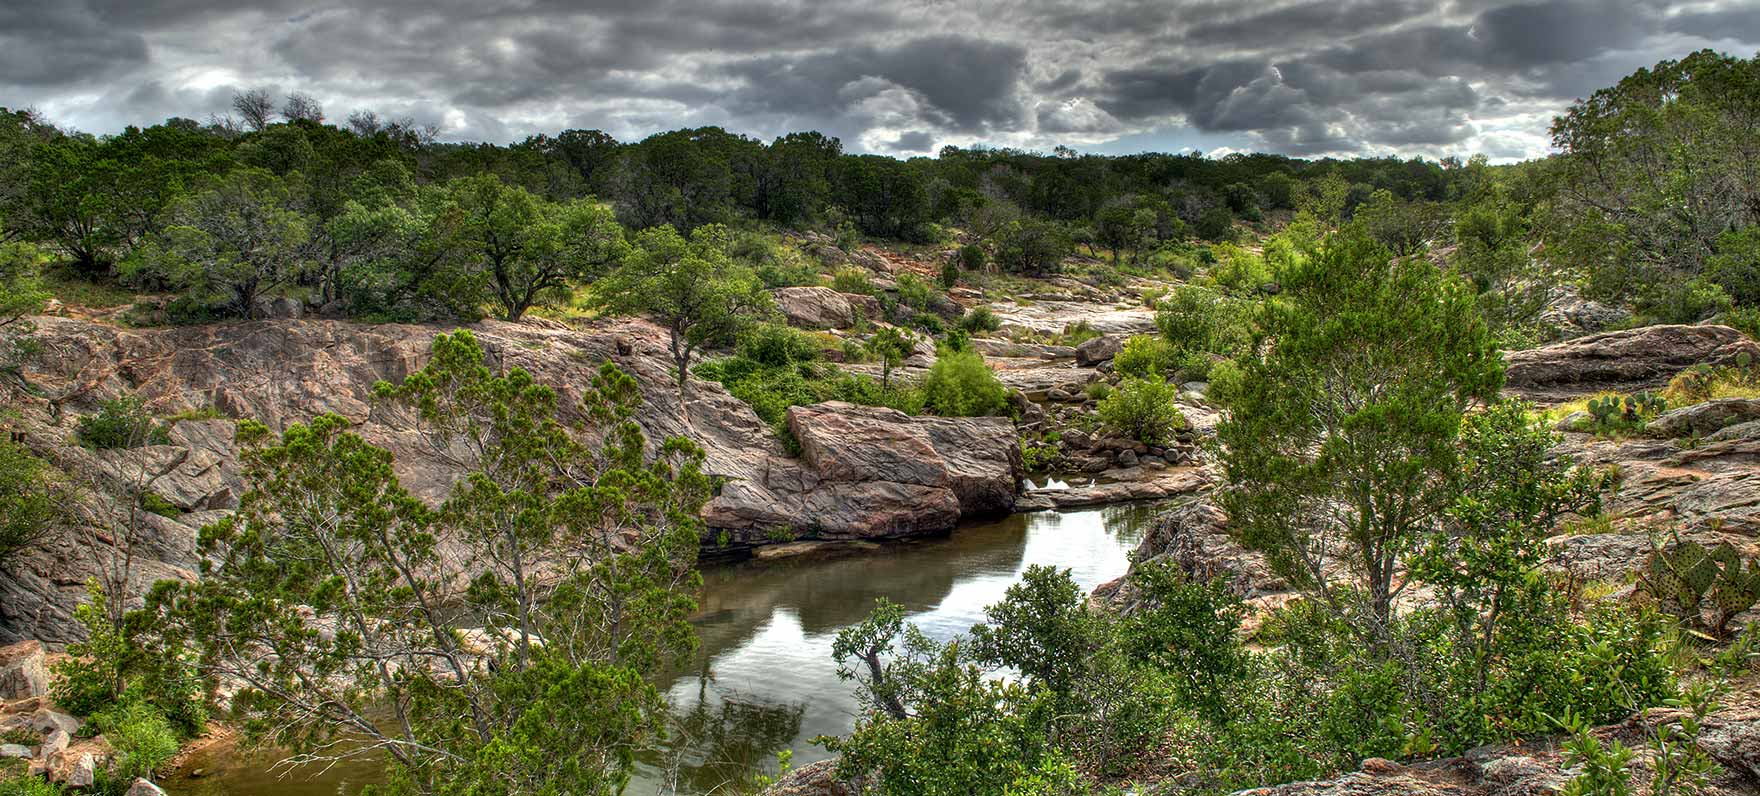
(3, 0, 1759, 161)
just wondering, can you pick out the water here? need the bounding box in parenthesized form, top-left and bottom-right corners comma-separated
(169, 504, 1156, 795)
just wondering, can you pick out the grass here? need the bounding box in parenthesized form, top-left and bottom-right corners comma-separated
(42, 268, 136, 310)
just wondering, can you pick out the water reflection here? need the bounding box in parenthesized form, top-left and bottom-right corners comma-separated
(167, 504, 1155, 796)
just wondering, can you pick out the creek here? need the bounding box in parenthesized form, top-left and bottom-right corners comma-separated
(167, 504, 1157, 795)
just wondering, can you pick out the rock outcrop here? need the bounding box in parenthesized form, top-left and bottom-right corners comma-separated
(2, 316, 1025, 643)
(1504, 324, 1757, 400)
(0, 641, 49, 700)
(773, 287, 860, 330)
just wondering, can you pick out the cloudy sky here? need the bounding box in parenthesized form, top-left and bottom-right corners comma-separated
(4, 0, 1758, 161)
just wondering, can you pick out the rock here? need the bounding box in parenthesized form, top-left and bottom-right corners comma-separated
(30, 709, 79, 737)
(1046, 388, 1074, 402)
(842, 293, 884, 323)
(0, 640, 49, 699)
(1181, 381, 1209, 395)
(1116, 449, 1139, 467)
(1648, 398, 1760, 438)
(1074, 334, 1123, 366)
(126, 779, 168, 796)
(1540, 289, 1630, 335)
(1709, 419, 1760, 443)
(0, 743, 28, 759)
(39, 728, 69, 757)
(3, 316, 1032, 643)
(760, 758, 856, 796)
(1504, 324, 1753, 399)
(1553, 411, 1590, 432)
(64, 753, 95, 788)
(773, 286, 855, 330)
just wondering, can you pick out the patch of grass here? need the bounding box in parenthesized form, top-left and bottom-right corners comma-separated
(0, 728, 37, 746)
(43, 269, 136, 310)
(1560, 512, 1623, 536)
(139, 491, 182, 519)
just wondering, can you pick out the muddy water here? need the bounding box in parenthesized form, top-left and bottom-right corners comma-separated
(168, 504, 1156, 795)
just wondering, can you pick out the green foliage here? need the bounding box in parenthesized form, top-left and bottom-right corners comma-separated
(1018, 436, 1061, 473)
(958, 244, 986, 272)
(1214, 225, 1502, 640)
(0, 441, 61, 568)
(1204, 244, 1271, 294)
(1111, 335, 1177, 380)
(0, 774, 62, 796)
(823, 600, 1061, 796)
(1096, 377, 1184, 445)
(168, 331, 711, 795)
(50, 581, 206, 737)
(831, 268, 875, 295)
(994, 219, 1070, 276)
(864, 326, 916, 390)
(597, 223, 771, 397)
(446, 173, 628, 320)
(1550, 50, 1760, 310)
(95, 701, 179, 781)
(920, 348, 1010, 417)
(1154, 284, 1253, 381)
(958, 305, 1001, 334)
(124, 168, 312, 319)
(0, 241, 50, 327)
(76, 396, 169, 449)
(1116, 565, 1247, 723)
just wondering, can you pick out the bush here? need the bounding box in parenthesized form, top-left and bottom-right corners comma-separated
(0, 775, 62, 796)
(921, 349, 1011, 417)
(737, 322, 822, 367)
(959, 244, 987, 271)
(959, 306, 1002, 334)
(1097, 377, 1184, 445)
(0, 442, 60, 568)
(76, 396, 169, 450)
(940, 258, 960, 289)
(831, 269, 875, 295)
(995, 219, 1071, 276)
(895, 273, 937, 312)
(96, 701, 180, 780)
(1112, 335, 1177, 380)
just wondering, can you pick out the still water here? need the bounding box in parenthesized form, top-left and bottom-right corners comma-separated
(169, 504, 1156, 795)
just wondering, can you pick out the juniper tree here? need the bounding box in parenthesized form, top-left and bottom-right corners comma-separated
(1213, 225, 1502, 646)
(170, 331, 710, 795)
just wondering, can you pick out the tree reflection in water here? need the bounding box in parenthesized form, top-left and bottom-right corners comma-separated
(643, 674, 806, 796)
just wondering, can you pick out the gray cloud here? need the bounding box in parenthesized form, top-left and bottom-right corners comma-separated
(1, 0, 1757, 159)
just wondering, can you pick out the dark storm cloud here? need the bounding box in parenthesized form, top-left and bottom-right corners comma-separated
(3, 0, 1758, 159)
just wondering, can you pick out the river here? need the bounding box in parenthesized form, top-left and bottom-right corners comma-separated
(167, 503, 1157, 795)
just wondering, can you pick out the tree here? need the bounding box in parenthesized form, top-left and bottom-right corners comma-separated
(1213, 226, 1502, 645)
(1354, 189, 1442, 257)
(170, 331, 711, 795)
(865, 327, 915, 390)
(597, 224, 770, 401)
(993, 218, 1070, 276)
(280, 92, 324, 124)
(231, 89, 275, 132)
(1550, 50, 1760, 310)
(0, 440, 61, 568)
(128, 168, 312, 318)
(447, 173, 628, 320)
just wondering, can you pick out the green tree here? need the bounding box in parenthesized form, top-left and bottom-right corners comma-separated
(170, 331, 711, 795)
(128, 168, 313, 318)
(993, 219, 1070, 276)
(1096, 377, 1184, 445)
(448, 173, 627, 320)
(865, 327, 915, 390)
(0, 440, 61, 568)
(597, 224, 770, 401)
(1550, 50, 1760, 310)
(920, 348, 1009, 417)
(1213, 226, 1502, 644)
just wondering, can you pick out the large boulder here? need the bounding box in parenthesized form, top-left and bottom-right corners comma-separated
(773, 287, 855, 330)
(1074, 334, 1124, 366)
(0, 640, 48, 700)
(1504, 324, 1756, 399)
(760, 759, 856, 796)
(1648, 398, 1760, 439)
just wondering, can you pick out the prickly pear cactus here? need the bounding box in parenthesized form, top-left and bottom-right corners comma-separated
(1642, 538, 1760, 637)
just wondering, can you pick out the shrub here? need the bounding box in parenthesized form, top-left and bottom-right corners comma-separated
(1112, 335, 1177, 380)
(0, 442, 61, 568)
(76, 396, 169, 450)
(995, 219, 1071, 276)
(940, 258, 960, 289)
(1057, 320, 1101, 347)
(737, 322, 822, 368)
(895, 273, 936, 312)
(921, 349, 1011, 417)
(959, 306, 1002, 334)
(1206, 244, 1273, 295)
(831, 269, 875, 295)
(1097, 378, 1184, 445)
(96, 701, 180, 780)
(959, 244, 987, 272)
